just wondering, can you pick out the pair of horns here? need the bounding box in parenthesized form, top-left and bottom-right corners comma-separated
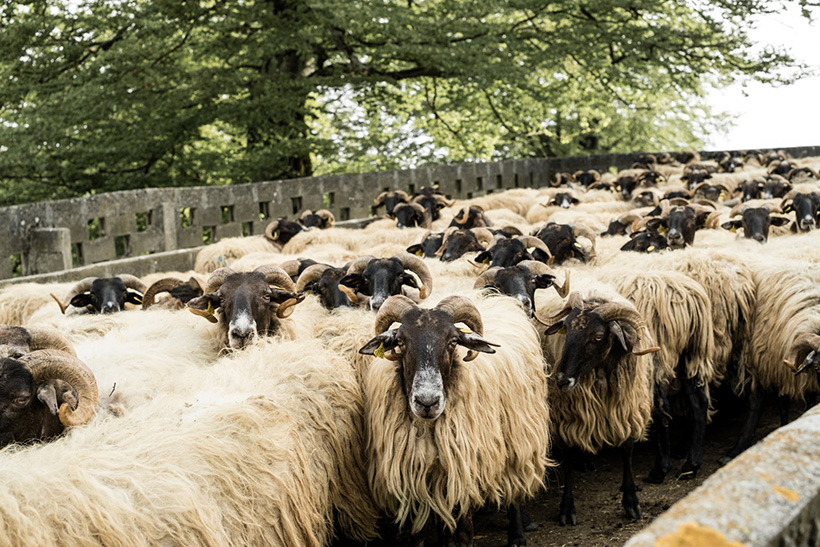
(50, 275, 146, 315)
(345, 253, 433, 299)
(20, 349, 97, 427)
(784, 334, 820, 375)
(141, 277, 203, 310)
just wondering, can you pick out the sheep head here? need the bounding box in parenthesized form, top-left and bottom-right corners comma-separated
(359, 295, 498, 420)
(339, 253, 433, 312)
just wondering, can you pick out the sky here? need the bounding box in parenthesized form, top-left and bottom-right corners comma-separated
(704, 7, 820, 151)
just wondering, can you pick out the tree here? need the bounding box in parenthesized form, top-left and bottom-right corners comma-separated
(0, 0, 814, 205)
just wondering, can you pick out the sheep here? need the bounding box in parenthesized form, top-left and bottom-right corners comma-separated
(537, 290, 658, 525)
(49, 275, 147, 315)
(532, 222, 597, 264)
(594, 267, 716, 482)
(264, 218, 309, 248)
(406, 231, 444, 258)
(194, 234, 280, 273)
(338, 253, 433, 311)
(781, 189, 820, 232)
(187, 265, 304, 349)
(0, 332, 379, 546)
(282, 225, 427, 255)
(473, 260, 569, 317)
(412, 190, 452, 221)
(141, 276, 204, 310)
(393, 202, 432, 229)
(299, 209, 336, 229)
(373, 189, 410, 217)
(449, 205, 490, 229)
(0, 282, 75, 326)
(720, 202, 791, 242)
(436, 227, 495, 262)
(295, 263, 354, 309)
(359, 294, 550, 546)
(473, 234, 553, 268)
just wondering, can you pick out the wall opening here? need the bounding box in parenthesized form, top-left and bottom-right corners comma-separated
(258, 201, 270, 221)
(202, 226, 216, 245)
(496, 174, 503, 189)
(514, 174, 519, 188)
(455, 179, 462, 194)
(180, 207, 195, 228)
(135, 211, 152, 232)
(220, 205, 234, 224)
(114, 235, 130, 258)
(88, 217, 105, 240)
(242, 221, 253, 237)
(475, 177, 483, 190)
(9, 254, 22, 277)
(72, 243, 84, 267)
(323, 192, 335, 208)
(291, 196, 302, 215)
(340, 207, 350, 221)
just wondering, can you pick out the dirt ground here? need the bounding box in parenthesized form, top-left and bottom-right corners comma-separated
(472, 392, 805, 547)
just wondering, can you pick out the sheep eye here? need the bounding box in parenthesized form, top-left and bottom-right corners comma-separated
(594, 333, 605, 341)
(12, 396, 29, 407)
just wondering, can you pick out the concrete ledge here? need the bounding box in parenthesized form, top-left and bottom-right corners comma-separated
(626, 404, 820, 546)
(0, 247, 204, 287)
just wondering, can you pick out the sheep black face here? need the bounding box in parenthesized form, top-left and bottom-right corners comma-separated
(620, 231, 669, 253)
(407, 232, 444, 258)
(662, 206, 707, 249)
(373, 190, 410, 218)
(680, 169, 711, 191)
(188, 267, 303, 349)
(761, 178, 791, 200)
(296, 265, 352, 310)
(549, 193, 580, 209)
(475, 237, 548, 269)
(51, 276, 146, 315)
(339, 254, 432, 312)
(722, 207, 790, 243)
(738, 179, 764, 202)
(449, 206, 488, 229)
(393, 203, 427, 228)
(617, 176, 638, 200)
(438, 229, 486, 262)
(265, 219, 307, 246)
(783, 192, 820, 232)
(473, 261, 563, 317)
(574, 170, 600, 187)
(299, 210, 334, 229)
(359, 296, 497, 420)
(533, 223, 587, 264)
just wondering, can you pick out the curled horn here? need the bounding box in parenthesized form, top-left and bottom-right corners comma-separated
(374, 295, 419, 335)
(435, 227, 459, 256)
(204, 268, 236, 294)
(517, 235, 552, 258)
(278, 259, 304, 280)
(264, 220, 281, 242)
(20, 349, 98, 427)
(520, 261, 569, 298)
(408, 202, 431, 228)
(300, 210, 312, 221)
(705, 210, 724, 229)
(50, 277, 97, 315)
(534, 291, 584, 327)
(572, 223, 598, 258)
(454, 208, 469, 225)
(394, 190, 410, 202)
(276, 297, 302, 319)
(254, 265, 297, 292)
(141, 277, 185, 309)
(594, 302, 659, 355)
(473, 267, 500, 289)
(25, 327, 77, 357)
(784, 333, 820, 374)
(436, 295, 488, 361)
(781, 189, 799, 203)
(435, 194, 455, 207)
(691, 182, 712, 196)
(373, 191, 388, 207)
(337, 284, 360, 305)
(395, 253, 433, 299)
(295, 263, 331, 292)
(730, 202, 751, 218)
(347, 255, 376, 276)
(315, 209, 335, 226)
(471, 227, 495, 247)
(117, 274, 147, 294)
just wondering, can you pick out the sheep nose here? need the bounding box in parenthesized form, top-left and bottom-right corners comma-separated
(555, 372, 570, 390)
(101, 303, 118, 313)
(752, 233, 766, 243)
(414, 393, 441, 410)
(370, 297, 386, 312)
(229, 328, 254, 347)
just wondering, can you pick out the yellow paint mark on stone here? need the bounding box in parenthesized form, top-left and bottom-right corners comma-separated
(773, 485, 799, 502)
(655, 522, 745, 547)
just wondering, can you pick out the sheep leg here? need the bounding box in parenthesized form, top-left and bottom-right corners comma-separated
(645, 385, 671, 483)
(720, 387, 765, 464)
(453, 510, 474, 547)
(620, 439, 641, 519)
(558, 452, 577, 526)
(507, 504, 527, 546)
(778, 395, 791, 426)
(678, 374, 707, 480)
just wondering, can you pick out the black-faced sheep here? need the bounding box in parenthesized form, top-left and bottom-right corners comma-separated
(338, 253, 433, 312)
(298, 209, 335, 229)
(50, 275, 147, 315)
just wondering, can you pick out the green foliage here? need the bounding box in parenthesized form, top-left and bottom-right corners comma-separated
(0, 0, 814, 205)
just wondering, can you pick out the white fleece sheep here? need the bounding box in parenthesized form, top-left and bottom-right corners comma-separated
(194, 235, 280, 273)
(362, 294, 551, 534)
(0, 312, 378, 546)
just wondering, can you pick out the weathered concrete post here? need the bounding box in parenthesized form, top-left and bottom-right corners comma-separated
(24, 228, 72, 275)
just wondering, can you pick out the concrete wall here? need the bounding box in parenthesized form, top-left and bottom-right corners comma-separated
(3, 145, 819, 280)
(626, 403, 820, 546)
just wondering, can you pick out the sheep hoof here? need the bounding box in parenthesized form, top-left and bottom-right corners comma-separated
(643, 466, 668, 484)
(623, 499, 642, 520)
(717, 455, 733, 466)
(676, 462, 700, 480)
(558, 506, 577, 526)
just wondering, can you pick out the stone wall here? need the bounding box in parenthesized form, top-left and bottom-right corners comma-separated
(3, 145, 819, 280)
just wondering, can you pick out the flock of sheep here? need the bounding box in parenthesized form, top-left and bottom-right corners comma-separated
(1, 149, 820, 546)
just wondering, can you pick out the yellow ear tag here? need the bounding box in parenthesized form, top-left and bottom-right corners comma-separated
(460, 328, 473, 334)
(133, 295, 143, 304)
(730, 226, 737, 233)
(273, 230, 279, 240)
(719, 191, 726, 200)
(207, 301, 215, 315)
(374, 342, 386, 359)
(573, 242, 583, 249)
(415, 250, 424, 257)
(559, 326, 567, 335)
(647, 246, 655, 252)
(482, 257, 491, 265)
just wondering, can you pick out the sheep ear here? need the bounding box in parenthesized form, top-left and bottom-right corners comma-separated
(407, 244, 424, 257)
(339, 273, 366, 295)
(474, 251, 492, 265)
(269, 289, 303, 305)
(609, 321, 632, 353)
(534, 274, 556, 289)
(188, 293, 219, 311)
(36, 383, 60, 416)
(125, 289, 143, 305)
(721, 220, 742, 232)
(359, 331, 399, 356)
(69, 293, 93, 308)
(770, 216, 791, 227)
(457, 331, 499, 355)
(401, 273, 420, 290)
(545, 321, 566, 336)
